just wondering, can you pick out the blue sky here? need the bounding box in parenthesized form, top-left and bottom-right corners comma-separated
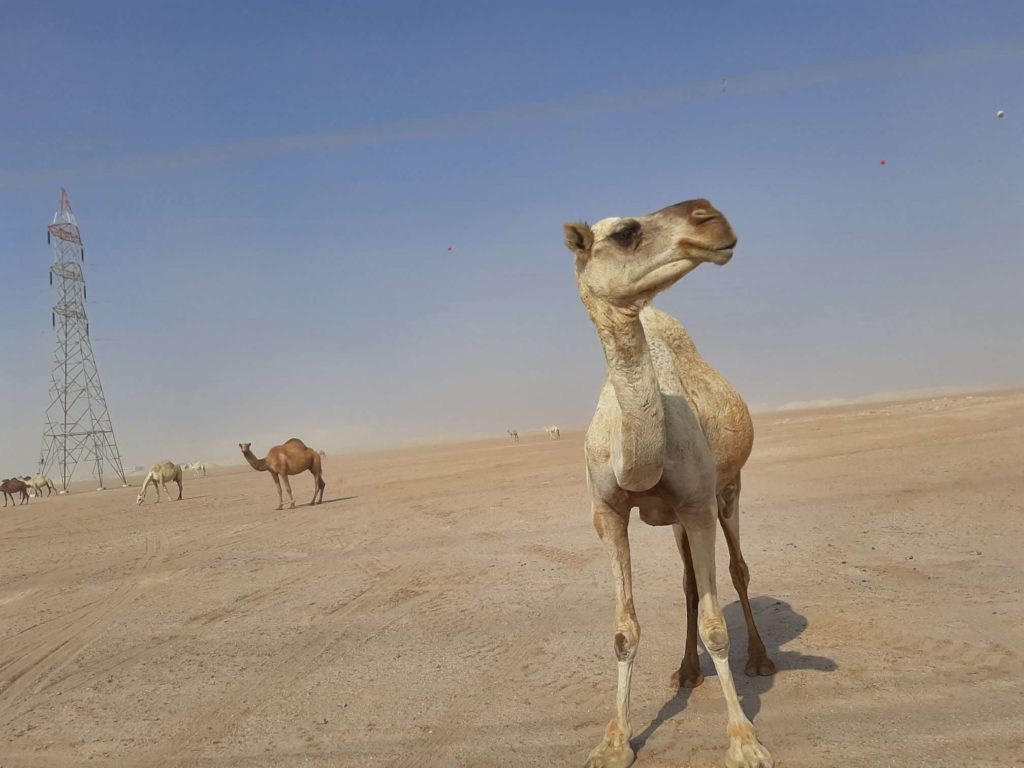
(1, 1, 1021, 473)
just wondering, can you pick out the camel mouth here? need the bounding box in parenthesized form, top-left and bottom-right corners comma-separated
(676, 237, 737, 263)
(706, 246, 734, 265)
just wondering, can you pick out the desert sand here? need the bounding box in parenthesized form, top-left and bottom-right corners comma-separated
(2, 390, 1022, 767)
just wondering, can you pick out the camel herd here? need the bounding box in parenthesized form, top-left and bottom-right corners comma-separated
(1, 474, 58, 506)
(504, 425, 560, 442)
(6, 198, 776, 767)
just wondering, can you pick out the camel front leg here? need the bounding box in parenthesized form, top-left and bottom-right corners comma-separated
(585, 499, 638, 768)
(719, 480, 775, 677)
(683, 508, 773, 768)
(175, 479, 183, 500)
(270, 472, 283, 510)
(280, 474, 296, 509)
(671, 524, 704, 689)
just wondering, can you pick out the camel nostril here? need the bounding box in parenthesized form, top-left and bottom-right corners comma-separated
(691, 209, 719, 224)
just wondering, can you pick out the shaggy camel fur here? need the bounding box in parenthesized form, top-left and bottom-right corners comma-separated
(136, 461, 183, 505)
(564, 199, 772, 768)
(1, 478, 30, 506)
(239, 438, 325, 510)
(24, 474, 58, 498)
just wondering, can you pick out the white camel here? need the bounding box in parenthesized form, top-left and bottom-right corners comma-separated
(507, 429, 519, 443)
(185, 461, 207, 476)
(544, 425, 561, 440)
(24, 474, 58, 498)
(136, 461, 183, 505)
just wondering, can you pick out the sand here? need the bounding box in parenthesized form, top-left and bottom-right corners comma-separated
(1, 390, 1022, 767)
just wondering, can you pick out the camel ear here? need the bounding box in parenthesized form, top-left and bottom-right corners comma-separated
(563, 222, 593, 257)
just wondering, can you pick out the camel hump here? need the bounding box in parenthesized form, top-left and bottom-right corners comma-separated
(284, 438, 308, 449)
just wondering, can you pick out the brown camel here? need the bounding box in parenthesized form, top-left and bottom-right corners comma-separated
(1, 478, 30, 507)
(239, 439, 325, 510)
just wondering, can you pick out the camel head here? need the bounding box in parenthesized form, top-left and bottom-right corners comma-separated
(239, 442, 251, 454)
(136, 492, 145, 506)
(564, 199, 737, 313)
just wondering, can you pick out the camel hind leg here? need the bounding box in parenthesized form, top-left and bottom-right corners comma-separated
(720, 477, 775, 677)
(671, 524, 704, 689)
(310, 456, 325, 505)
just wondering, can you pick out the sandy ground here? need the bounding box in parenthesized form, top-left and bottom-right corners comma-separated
(1, 390, 1023, 768)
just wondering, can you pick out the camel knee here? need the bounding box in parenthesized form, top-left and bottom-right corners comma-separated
(613, 622, 640, 662)
(699, 612, 729, 658)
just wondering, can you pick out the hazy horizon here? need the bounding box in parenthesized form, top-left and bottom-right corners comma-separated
(2, 2, 1022, 477)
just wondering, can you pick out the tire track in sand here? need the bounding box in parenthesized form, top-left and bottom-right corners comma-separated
(137, 557, 432, 768)
(0, 529, 166, 724)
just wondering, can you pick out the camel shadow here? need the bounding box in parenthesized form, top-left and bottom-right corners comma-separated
(318, 496, 358, 506)
(632, 596, 836, 754)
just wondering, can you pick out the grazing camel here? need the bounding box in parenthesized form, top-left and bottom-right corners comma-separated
(507, 429, 519, 443)
(136, 461, 183, 505)
(544, 425, 561, 440)
(239, 439, 325, 510)
(24, 474, 58, 498)
(564, 199, 772, 768)
(1, 478, 30, 506)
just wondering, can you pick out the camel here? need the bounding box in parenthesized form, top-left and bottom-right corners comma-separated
(507, 429, 519, 443)
(239, 439, 325, 510)
(318, 449, 327, 460)
(136, 461, 183, 505)
(564, 198, 772, 768)
(186, 461, 207, 476)
(1, 478, 30, 507)
(544, 425, 561, 440)
(24, 474, 58, 498)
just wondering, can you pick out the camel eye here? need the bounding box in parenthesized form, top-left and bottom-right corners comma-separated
(610, 221, 640, 245)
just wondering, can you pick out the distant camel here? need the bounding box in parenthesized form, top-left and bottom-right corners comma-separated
(185, 462, 207, 476)
(136, 461, 183, 505)
(239, 438, 325, 510)
(318, 449, 327, 460)
(544, 425, 561, 440)
(507, 429, 519, 443)
(1, 478, 30, 507)
(24, 474, 58, 497)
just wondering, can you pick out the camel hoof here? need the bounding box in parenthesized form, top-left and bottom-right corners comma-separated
(745, 653, 776, 677)
(584, 740, 635, 768)
(726, 733, 773, 768)
(671, 664, 704, 689)
(289, 502, 296, 509)
(275, 505, 283, 511)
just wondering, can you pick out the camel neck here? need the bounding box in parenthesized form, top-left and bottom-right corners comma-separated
(591, 302, 665, 491)
(243, 450, 268, 472)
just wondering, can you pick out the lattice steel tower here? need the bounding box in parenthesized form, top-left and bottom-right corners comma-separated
(39, 188, 127, 492)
